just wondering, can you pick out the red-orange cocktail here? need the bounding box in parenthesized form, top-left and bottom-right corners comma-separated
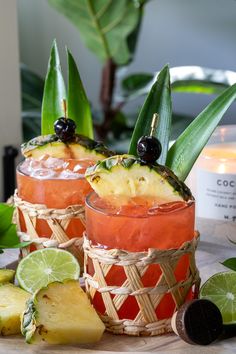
(85, 192, 196, 320)
(16, 156, 93, 251)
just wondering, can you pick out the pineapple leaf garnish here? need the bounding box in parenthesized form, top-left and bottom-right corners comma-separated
(129, 63, 236, 182)
(0, 204, 31, 251)
(41, 40, 66, 135)
(166, 83, 236, 180)
(67, 49, 93, 139)
(129, 64, 172, 165)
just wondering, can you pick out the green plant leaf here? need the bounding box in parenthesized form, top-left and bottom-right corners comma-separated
(119, 66, 236, 102)
(128, 65, 172, 165)
(172, 80, 228, 94)
(48, 0, 140, 65)
(122, 73, 153, 93)
(67, 49, 93, 139)
(221, 258, 236, 271)
(166, 83, 236, 181)
(41, 40, 66, 135)
(0, 204, 31, 249)
(22, 111, 41, 142)
(0, 224, 19, 248)
(0, 204, 14, 235)
(21, 64, 44, 111)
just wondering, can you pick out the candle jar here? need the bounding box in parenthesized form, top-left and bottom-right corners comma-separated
(187, 125, 236, 243)
(83, 192, 200, 336)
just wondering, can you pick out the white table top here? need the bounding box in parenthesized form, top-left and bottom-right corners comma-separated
(1, 217, 236, 354)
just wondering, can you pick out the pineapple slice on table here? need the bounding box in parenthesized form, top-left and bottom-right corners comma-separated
(0, 283, 30, 335)
(21, 279, 105, 344)
(0, 269, 15, 284)
(85, 154, 192, 203)
(21, 134, 113, 160)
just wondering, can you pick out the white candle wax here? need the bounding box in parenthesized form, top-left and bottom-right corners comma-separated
(187, 126, 236, 242)
(198, 142, 236, 174)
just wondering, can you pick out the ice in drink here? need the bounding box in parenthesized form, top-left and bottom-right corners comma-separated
(17, 155, 93, 239)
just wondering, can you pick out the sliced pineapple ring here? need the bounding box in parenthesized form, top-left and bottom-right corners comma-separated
(21, 280, 105, 344)
(85, 155, 192, 202)
(0, 284, 30, 336)
(0, 269, 15, 284)
(21, 134, 113, 160)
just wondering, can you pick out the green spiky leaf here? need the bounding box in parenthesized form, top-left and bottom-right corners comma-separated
(166, 83, 236, 181)
(67, 49, 93, 138)
(128, 65, 172, 165)
(41, 40, 66, 135)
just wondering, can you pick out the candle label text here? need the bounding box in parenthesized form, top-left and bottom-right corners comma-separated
(197, 169, 236, 221)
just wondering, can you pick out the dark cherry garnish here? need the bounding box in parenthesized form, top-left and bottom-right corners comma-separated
(137, 135, 162, 163)
(54, 117, 76, 142)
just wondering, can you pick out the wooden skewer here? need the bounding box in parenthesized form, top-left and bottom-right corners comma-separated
(62, 99, 67, 119)
(150, 113, 159, 136)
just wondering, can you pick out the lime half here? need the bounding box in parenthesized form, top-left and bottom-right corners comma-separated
(200, 271, 236, 325)
(16, 248, 80, 293)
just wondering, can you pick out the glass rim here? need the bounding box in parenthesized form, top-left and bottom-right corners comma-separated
(16, 160, 85, 181)
(85, 191, 195, 219)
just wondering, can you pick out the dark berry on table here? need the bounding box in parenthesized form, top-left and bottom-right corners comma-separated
(54, 117, 76, 142)
(137, 135, 162, 163)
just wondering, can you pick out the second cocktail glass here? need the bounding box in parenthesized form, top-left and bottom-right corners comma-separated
(84, 191, 199, 336)
(15, 156, 94, 266)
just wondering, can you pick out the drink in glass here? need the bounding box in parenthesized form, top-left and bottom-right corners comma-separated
(84, 154, 199, 335)
(86, 192, 196, 321)
(15, 133, 113, 266)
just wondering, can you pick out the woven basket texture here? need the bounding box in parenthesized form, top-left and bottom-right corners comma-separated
(14, 191, 85, 267)
(84, 232, 200, 336)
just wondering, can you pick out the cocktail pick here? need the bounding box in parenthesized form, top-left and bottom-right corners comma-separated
(136, 113, 162, 164)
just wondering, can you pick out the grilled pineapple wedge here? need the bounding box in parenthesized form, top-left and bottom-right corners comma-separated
(0, 284, 30, 335)
(85, 155, 192, 202)
(0, 269, 15, 284)
(21, 280, 105, 344)
(21, 134, 113, 160)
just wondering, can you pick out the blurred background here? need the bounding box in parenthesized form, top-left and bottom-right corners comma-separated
(1, 0, 236, 199)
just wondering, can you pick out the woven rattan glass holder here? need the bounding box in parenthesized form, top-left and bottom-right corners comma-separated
(14, 190, 85, 268)
(84, 232, 200, 336)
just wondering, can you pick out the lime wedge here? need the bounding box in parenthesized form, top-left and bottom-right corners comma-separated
(16, 248, 80, 293)
(200, 271, 236, 325)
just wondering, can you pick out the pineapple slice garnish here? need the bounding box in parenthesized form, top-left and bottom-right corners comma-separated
(21, 279, 105, 344)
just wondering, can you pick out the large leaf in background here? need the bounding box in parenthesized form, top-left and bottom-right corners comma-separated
(119, 66, 236, 102)
(21, 64, 44, 111)
(129, 65, 172, 165)
(67, 49, 93, 139)
(166, 83, 236, 181)
(41, 40, 66, 135)
(22, 111, 41, 142)
(126, 1, 147, 59)
(48, 0, 140, 65)
(122, 73, 153, 93)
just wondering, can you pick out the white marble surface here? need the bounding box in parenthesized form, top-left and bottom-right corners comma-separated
(1, 223, 236, 353)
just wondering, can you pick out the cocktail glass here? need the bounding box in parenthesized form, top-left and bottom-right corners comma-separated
(15, 156, 94, 266)
(84, 192, 199, 336)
